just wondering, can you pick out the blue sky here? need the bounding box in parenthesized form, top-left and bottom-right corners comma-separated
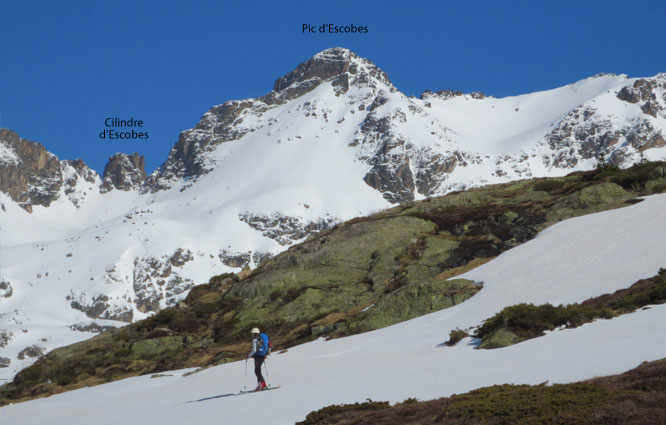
(1, 0, 665, 174)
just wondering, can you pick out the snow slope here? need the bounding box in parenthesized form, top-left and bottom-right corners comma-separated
(1, 193, 664, 425)
(2, 47, 665, 381)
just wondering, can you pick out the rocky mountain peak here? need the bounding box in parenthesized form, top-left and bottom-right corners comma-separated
(272, 47, 392, 97)
(101, 152, 147, 193)
(147, 48, 394, 191)
(273, 47, 354, 92)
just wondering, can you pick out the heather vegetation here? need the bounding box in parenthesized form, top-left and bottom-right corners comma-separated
(2, 161, 665, 404)
(445, 328, 468, 346)
(473, 268, 666, 349)
(296, 359, 666, 425)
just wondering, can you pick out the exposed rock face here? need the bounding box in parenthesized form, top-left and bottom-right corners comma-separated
(218, 250, 252, 268)
(617, 79, 658, 103)
(544, 106, 620, 167)
(147, 100, 258, 189)
(16, 345, 45, 360)
(274, 47, 353, 92)
(420, 89, 486, 100)
(0, 357, 10, 368)
(363, 142, 415, 203)
(64, 159, 97, 185)
(626, 122, 666, 151)
(101, 153, 147, 192)
(239, 212, 338, 246)
(0, 129, 100, 211)
(69, 322, 118, 333)
(543, 94, 666, 168)
(0, 129, 146, 208)
(132, 249, 195, 313)
(616, 77, 666, 118)
(0, 281, 13, 298)
(358, 111, 415, 203)
(0, 129, 64, 211)
(252, 251, 273, 267)
(354, 96, 465, 202)
(270, 46, 392, 100)
(414, 152, 458, 196)
(0, 330, 12, 348)
(68, 292, 134, 322)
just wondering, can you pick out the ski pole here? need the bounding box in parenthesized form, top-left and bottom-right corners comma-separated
(245, 357, 248, 377)
(264, 358, 269, 384)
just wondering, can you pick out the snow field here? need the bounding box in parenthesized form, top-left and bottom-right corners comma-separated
(1, 194, 665, 425)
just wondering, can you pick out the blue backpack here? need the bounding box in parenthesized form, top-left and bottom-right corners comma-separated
(256, 333, 271, 356)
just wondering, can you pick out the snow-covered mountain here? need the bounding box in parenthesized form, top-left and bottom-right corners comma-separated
(1, 192, 664, 425)
(1, 47, 666, 381)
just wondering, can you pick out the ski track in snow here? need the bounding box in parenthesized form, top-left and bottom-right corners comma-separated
(1, 194, 665, 425)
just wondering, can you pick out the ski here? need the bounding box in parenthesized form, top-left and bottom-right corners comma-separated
(239, 385, 281, 394)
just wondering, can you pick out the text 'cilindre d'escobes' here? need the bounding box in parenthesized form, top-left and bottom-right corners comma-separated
(100, 118, 148, 139)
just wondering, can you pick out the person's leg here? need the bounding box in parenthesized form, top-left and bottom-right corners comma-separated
(254, 355, 265, 388)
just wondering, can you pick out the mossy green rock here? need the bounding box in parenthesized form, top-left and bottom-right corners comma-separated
(131, 336, 187, 358)
(645, 177, 666, 194)
(358, 279, 479, 330)
(546, 182, 632, 223)
(478, 327, 520, 349)
(230, 216, 436, 332)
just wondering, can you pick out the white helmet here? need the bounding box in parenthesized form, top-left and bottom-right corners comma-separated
(251, 327, 260, 335)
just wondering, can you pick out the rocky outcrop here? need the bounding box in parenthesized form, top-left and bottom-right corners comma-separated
(132, 250, 195, 313)
(0, 129, 64, 211)
(0, 281, 12, 298)
(543, 100, 666, 168)
(414, 152, 458, 196)
(273, 47, 354, 92)
(616, 77, 666, 118)
(0, 129, 101, 211)
(239, 212, 338, 246)
(0, 330, 12, 348)
(69, 294, 111, 319)
(625, 122, 666, 151)
(617, 79, 659, 103)
(68, 292, 134, 323)
(69, 322, 119, 333)
(100, 153, 147, 192)
(544, 106, 619, 167)
(147, 100, 258, 189)
(16, 345, 44, 360)
(363, 145, 415, 203)
(357, 110, 415, 203)
(218, 250, 252, 268)
(420, 89, 487, 100)
(356, 103, 461, 202)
